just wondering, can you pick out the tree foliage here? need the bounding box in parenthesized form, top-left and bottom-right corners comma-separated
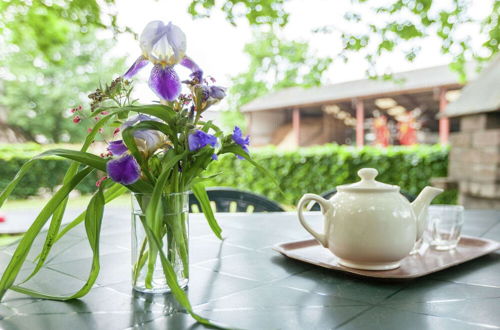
(188, 0, 498, 80)
(0, 0, 126, 142)
(187, 0, 289, 27)
(220, 31, 331, 129)
(228, 31, 332, 108)
(0, 0, 124, 62)
(0, 31, 125, 143)
(319, 0, 498, 80)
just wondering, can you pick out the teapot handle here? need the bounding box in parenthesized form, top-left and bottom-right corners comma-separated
(297, 194, 332, 248)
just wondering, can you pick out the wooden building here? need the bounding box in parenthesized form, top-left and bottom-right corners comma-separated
(241, 64, 475, 148)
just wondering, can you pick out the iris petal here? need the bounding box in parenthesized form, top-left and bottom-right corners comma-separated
(107, 154, 141, 185)
(123, 55, 149, 79)
(166, 22, 187, 63)
(181, 56, 203, 82)
(180, 56, 201, 72)
(134, 130, 165, 154)
(148, 65, 181, 101)
(188, 130, 217, 151)
(209, 86, 226, 100)
(150, 34, 175, 64)
(140, 20, 165, 57)
(107, 140, 128, 156)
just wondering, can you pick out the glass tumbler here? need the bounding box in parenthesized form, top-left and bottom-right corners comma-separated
(428, 205, 464, 251)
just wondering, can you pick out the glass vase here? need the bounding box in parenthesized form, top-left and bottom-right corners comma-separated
(131, 192, 189, 294)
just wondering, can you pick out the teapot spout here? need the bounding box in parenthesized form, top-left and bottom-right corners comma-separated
(411, 186, 444, 241)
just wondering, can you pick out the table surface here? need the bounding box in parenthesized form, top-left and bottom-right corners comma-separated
(0, 209, 499, 330)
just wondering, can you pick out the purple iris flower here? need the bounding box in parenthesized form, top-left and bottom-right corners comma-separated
(106, 154, 141, 185)
(123, 21, 203, 101)
(188, 130, 217, 151)
(107, 140, 128, 156)
(232, 126, 250, 159)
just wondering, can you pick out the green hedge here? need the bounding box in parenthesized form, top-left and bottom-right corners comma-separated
(0, 143, 99, 199)
(0, 143, 456, 205)
(205, 144, 456, 206)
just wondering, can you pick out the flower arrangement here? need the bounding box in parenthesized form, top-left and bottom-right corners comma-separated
(0, 20, 275, 327)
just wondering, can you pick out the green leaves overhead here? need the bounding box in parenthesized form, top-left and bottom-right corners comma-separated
(326, 0, 498, 80)
(223, 31, 332, 129)
(188, 0, 289, 27)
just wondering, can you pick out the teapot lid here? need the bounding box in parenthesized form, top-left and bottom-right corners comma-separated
(337, 168, 398, 192)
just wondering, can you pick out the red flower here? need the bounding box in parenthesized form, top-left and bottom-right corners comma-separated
(73, 116, 81, 123)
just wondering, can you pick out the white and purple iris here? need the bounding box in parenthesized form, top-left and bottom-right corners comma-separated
(106, 115, 167, 185)
(106, 141, 141, 185)
(123, 21, 203, 101)
(232, 126, 250, 159)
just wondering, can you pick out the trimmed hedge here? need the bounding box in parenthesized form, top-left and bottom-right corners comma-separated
(0, 143, 99, 199)
(0, 143, 456, 205)
(205, 144, 456, 206)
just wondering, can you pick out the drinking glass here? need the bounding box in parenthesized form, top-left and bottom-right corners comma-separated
(428, 205, 464, 251)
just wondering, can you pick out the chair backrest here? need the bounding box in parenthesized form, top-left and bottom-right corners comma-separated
(188, 187, 284, 213)
(309, 188, 416, 211)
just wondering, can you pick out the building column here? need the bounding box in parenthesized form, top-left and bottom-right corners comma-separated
(439, 87, 449, 145)
(355, 99, 364, 147)
(293, 107, 301, 147)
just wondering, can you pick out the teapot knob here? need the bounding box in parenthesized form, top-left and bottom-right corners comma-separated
(358, 168, 378, 181)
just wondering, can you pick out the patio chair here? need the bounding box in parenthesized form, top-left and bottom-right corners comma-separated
(309, 188, 416, 211)
(188, 187, 285, 213)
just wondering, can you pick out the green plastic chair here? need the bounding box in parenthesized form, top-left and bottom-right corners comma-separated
(188, 187, 284, 213)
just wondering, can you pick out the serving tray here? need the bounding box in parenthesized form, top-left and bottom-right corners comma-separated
(273, 236, 500, 279)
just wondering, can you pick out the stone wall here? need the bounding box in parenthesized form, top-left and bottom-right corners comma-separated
(448, 112, 500, 209)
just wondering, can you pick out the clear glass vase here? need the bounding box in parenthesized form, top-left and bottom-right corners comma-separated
(131, 192, 189, 294)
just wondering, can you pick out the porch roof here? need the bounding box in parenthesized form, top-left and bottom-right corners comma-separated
(241, 64, 474, 113)
(442, 56, 500, 118)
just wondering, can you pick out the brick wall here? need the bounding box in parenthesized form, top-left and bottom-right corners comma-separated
(448, 112, 500, 209)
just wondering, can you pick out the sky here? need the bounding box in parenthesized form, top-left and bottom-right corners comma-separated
(109, 0, 493, 102)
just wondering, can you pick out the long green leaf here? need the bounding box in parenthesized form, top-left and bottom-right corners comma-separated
(132, 120, 176, 140)
(138, 215, 226, 329)
(16, 110, 123, 285)
(0, 149, 106, 208)
(96, 104, 177, 125)
(12, 182, 106, 300)
(192, 183, 222, 240)
(143, 151, 188, 284)
(0, 167, 94, 301)
(52, 184, 128, 244)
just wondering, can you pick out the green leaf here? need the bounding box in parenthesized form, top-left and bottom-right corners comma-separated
(192, 183, 222, 239)
(0, 149, 105, 208)
(138, 215, 226, 329)
(16, 111, 125, 283)
(0, 167, 94, 301)
(99, 104, 177, 125)
(53, 184, 128, 246)
(12, 180, 106, 300)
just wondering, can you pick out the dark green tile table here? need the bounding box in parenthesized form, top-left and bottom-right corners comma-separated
(0, 210, 499, 330)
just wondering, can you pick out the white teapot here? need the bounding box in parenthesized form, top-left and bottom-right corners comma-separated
(297, 168, 443, 270)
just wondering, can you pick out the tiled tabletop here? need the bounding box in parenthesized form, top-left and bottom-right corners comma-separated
(0, 210, 499, 330)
